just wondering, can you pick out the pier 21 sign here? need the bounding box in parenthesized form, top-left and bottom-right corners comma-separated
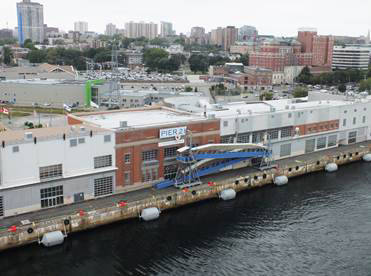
(159, 126, 187, 139)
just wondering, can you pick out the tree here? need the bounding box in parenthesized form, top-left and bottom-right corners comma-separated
(293, 86, 309, 98)
(338, 83, 346, 93)
(296, 66, 313, 84)
(235, 54, 249, 66)
(143, 48, 169, 71)
(359, 78, 371, 93)
(27, 49, 47, 63)
(23, 39, 36, 50)
(189, 54, 209, 73)
(260, 92, 273, 101)
(2, 47, 13, 65)
(184, 86, 193, 92)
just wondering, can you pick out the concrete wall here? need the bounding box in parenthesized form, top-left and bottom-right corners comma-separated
(0, 171, 116, 217)
(0, 129, 116, 188)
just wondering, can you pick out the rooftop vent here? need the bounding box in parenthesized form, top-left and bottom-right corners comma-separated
(120, 121, 128, 128)
(25, 132, 33, 140)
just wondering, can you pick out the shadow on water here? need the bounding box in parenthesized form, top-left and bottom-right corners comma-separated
(1, 162, 371, 276)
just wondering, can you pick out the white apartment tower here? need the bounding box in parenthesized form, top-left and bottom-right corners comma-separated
(16, 0, 44, 45)
(160, 21, 174, 38)
(105, 23, 117, 37)
(74, 21, 88, 34)
(124, 22, 158, 40)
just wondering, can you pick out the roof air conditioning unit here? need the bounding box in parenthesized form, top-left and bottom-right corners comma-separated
(120, 121, 128, 128)
(207, 114, 216, 119)
(285, 105, 289, 110)
(25, 132, 33, 140)
(80, 126, 86, 132)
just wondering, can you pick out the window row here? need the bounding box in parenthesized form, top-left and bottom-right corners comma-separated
(0, 196, 3, 217)
(94, 176, 113, 197)
(142, 168, 158, 182)
(94, 155, 112, 169)
(40, 185, 63, 199)
(39, 164, 63, 180)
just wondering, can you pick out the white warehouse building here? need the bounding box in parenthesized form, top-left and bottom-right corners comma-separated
(0, 125, 116, 218)
(164, 97, 371, 161)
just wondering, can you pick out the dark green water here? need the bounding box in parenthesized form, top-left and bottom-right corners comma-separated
(1, 162, 371, 276)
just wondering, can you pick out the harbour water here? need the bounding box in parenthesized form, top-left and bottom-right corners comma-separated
(0, 162, 371, 276)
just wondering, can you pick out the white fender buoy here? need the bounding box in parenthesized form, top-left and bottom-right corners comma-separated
(220, 189, 236, 201)
(274, 175, 288, 186)
(325, 163, 338, 172)
(140, 207, 160, 221)
(40, 231, 65, 247)
(363, 154, 371, 162)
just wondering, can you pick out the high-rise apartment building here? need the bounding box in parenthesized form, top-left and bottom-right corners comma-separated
(74, 21, 88, 34)
(297, 28, 334, 67)
(209, 26, 238, 50)
(210, 27, 224, 47)
(160, 22, 174, 37)
(223, 26, 238, 51)
(105, 23, 117, 37)
(125, 22, 158, 40)
(238, 25, 258, 42)
(16, 0, 44, 45)
(190, 26, 206, 45)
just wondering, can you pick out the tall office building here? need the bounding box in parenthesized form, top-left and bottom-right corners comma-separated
(190, 26, 206, 45)
(16, 0, 44, 45)
(124, 22, 158, 40)
(74, 21, 88, 34)
(105, 23, 117, 36)
(298, 28, 334, 67)
(160, 21, 174, 37)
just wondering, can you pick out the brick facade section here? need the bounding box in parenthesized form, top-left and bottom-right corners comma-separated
(295, 120, 339, 136)
(115, 120, 220, 187)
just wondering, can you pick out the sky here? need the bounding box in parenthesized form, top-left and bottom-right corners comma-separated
(1, 0, 371, 37)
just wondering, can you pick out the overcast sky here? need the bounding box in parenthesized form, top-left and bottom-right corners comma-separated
(1, 0, 370, 37)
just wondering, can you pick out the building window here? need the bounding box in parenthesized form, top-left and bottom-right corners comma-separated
(104, 135, 111, 143)
(237, 133, 250, 143)
(317, 137, 327, 150)
(39, 164, 63, 180)
(70, 139, 77, 147)
(223, 121, 228, 127)
(124, 171, 131, 185)
(281, 127, 292, 138)
(343, 119, 346, 127)
(280, 143, 291, 157)
(305, 139, 316, 153)
(268, 129, 279, 140)
(94, 176, 113, 197)
(348, 131, 357, 144)
(328, 135, 337, 147)
(164, 164, 177, 180)
(94, 155, 112, 169)
(124, 154, 131, 164)
(221, 135, 234, 144)
(78, 138, 85, 144)
(0, 196, 3, 217)
(142, 168, 158, 182)
(353, 117, 356, 125)
(164, 147, 178, 158)
(362, 116, 366, 124)
(12, 146, 19, 153)
(142, 149, 158, 161)
(40, 186, 64, 208)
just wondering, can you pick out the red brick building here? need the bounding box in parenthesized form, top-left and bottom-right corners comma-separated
(68, 107, 220, 188)
(297, 28, 334, 67)
(249, 39, 312, 72)
(245, 66, 273, 89)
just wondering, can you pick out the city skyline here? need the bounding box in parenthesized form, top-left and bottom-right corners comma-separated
(1, 0, 371, 37)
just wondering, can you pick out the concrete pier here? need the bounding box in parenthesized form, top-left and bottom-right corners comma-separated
(0, 142, 370, 252)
